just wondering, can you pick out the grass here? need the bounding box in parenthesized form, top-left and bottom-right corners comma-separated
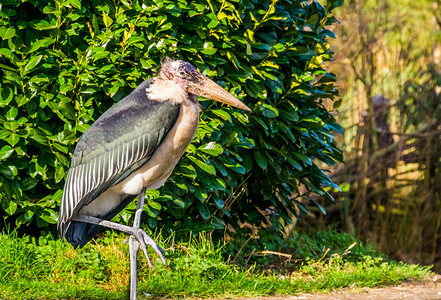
(0, 230, 432, 299)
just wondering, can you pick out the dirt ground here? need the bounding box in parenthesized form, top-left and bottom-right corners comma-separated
(237, 275, 441, 300)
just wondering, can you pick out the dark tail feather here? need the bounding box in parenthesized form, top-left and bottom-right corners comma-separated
(66, 221, 104, 249)
(64, 195, 135, 249)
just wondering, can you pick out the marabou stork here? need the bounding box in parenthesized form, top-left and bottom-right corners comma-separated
(57, 58, 250, 299)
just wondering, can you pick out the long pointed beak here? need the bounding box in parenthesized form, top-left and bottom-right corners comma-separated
(187, 76, 250, 111)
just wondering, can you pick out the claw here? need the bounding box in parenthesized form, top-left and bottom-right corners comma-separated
(134, 229, 167, 267)
(137, 237, 153, 269)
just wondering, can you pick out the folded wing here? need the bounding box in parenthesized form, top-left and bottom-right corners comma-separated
(57, 78, 180, 238)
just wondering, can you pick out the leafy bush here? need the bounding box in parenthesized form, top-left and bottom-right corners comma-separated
(0, 0, 343, 236)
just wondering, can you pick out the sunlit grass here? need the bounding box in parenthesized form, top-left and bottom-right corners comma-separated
(0, 230, 432, 299)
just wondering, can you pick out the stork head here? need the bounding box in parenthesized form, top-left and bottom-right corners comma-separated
(159, 59, 250, 111)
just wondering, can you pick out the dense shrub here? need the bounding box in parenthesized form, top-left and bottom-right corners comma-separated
(0, 0, 343, 236)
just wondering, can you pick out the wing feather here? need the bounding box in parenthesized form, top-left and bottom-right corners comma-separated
(58, 78, 180, 237)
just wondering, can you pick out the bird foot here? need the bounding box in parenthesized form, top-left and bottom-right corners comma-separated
(133, 228, 167, 268)
(129, 228, 166, 300)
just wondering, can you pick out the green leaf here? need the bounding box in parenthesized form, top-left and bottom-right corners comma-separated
(17, 210, 35, 224)
(287, 157, 303, 171)
(54, 152, 69, 167)
(156, 22, 172, 32)
(261, 103, 279, 118)
(211, 160, 227, 176)
(36, 208, 58, 224)
(254, 151, 267, 170)
(33, 20, 58, 30)
(188, 156, 216, 175)
(177, 164, 197, 179)
(20, 177, 39, 191)
(127, 36, 144, 46)
(0, 165, 15, 180)
(76, 123, 90, 133)
(6, 107, 18, 120)
(211, 109, 232, 121)
(24, 55, 43, 74)
(146, 217, 158, 228)
(327, 122, 344, 135)
(311, 198, 327, 215)
(55, 165, 65, 182)
(293, 152, 312, 166)
(29, 38, 55, 53)
(59, 103, 76, 120)
(140, 58, 153, 69)
(0, 86, 14, 105)
(198, 142, 223, 156)
(53, 143, 68, 153)
(1, 199, 17, 215)
(206, 13, 219, 28)
(173, 198, 185, 208)
(0, 63, 16, 72)
(280, 109, 299, 122)
(29, 129, 48, 144)
(9, 165, 18, 176)
(6, 133, 20, 147)
(213, 196, 224, 209)
(0, 145, 14, 160)
(4, 121, 19, 130)
(220, 157, 246, 174)
(195, 188, 208, 201)
(148, 200, 162, 211)
(0, 48, 17, 61)
(29, 74, 50, 84)
(16, 95, 30, 107)
(200, 42, 217, 55)
(103, 12, 113, 29)
(67, 0, 81, 9)
(0, 130, 10, 140)
(197, 202, 211, 220)
(212, 178, 226, 190)
(0, 26, 16, 40)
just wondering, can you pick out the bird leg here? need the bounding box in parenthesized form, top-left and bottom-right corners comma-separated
(131, 188, 152, 270)
(129, 235, 139, 300)
(130, 187, 145, 300)
(72, 189, 167, 300)
(73, 214, 166, 264)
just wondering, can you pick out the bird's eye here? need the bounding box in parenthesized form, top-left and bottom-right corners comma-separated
(178, 70, 186, 77)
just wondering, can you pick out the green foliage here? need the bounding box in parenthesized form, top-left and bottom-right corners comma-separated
(287, 229, 380, 261)
(0, 0, 343, 235)
(223, 228, 383, 270)
(0, 231, 432, 299)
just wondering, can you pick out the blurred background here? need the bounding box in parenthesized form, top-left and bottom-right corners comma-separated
(312, 0, 441, 271)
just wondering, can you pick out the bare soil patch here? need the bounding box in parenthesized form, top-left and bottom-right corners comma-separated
(235, 275, 441, 300)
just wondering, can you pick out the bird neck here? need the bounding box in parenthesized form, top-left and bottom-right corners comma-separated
(146, 78, 187, 105)
(145, 77, 200, 148)
(174, 94, 200, 148)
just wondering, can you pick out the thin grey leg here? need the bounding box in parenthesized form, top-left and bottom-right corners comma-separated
(129, 188, 146, 300)
(72, 188, 167, 300)
(133, 188, 146, 228)
(129, 235, 139, 300)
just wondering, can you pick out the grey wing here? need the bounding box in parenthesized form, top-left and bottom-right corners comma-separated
(57, 78, 180, 238)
